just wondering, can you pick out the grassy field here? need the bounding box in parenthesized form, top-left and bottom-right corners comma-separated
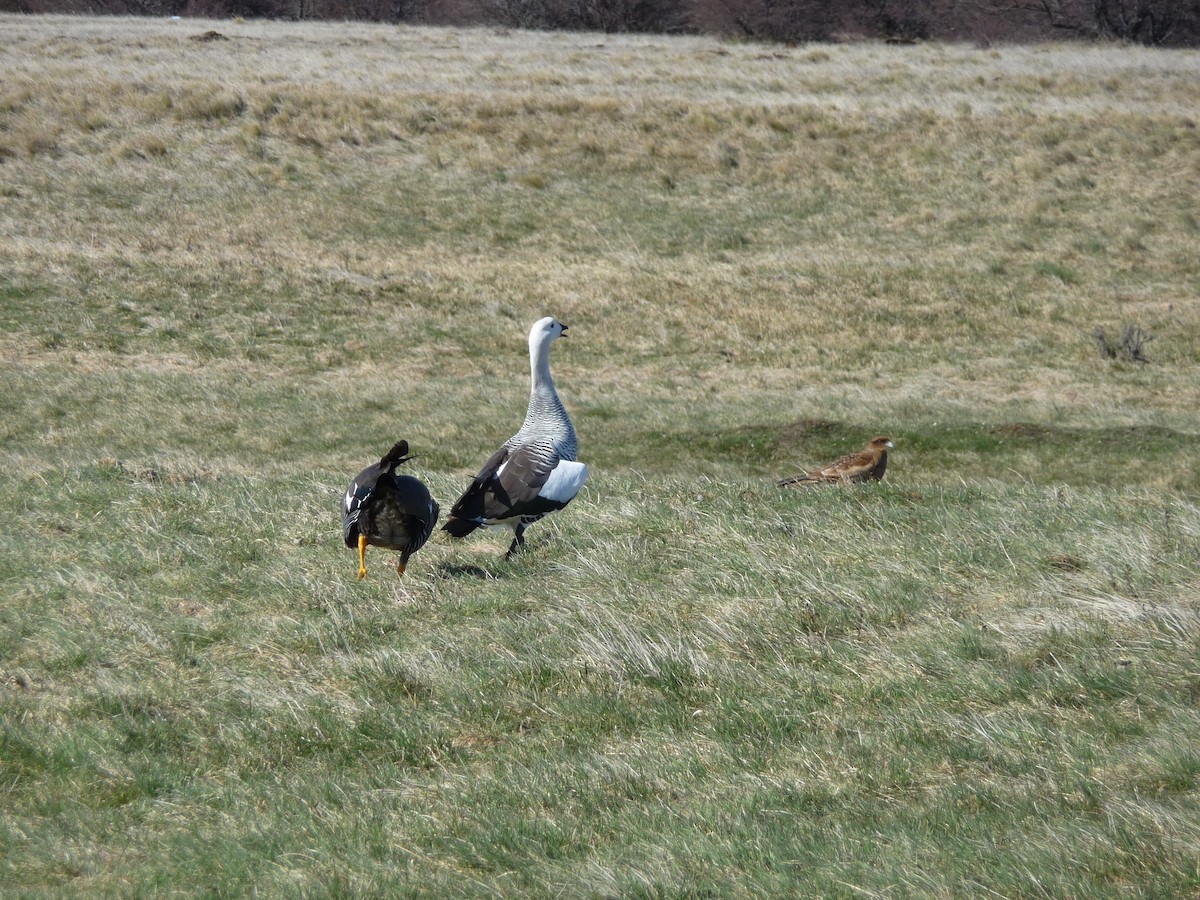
(3, 13, 1200, 896)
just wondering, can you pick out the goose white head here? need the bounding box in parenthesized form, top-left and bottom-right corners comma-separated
(529, 315, 567, 350)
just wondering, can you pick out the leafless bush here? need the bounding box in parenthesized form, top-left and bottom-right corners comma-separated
(1094, 324, 1153, 363)
(986, 0, 1200, 45)
(862, 0, 933, 40)
(690, 0, 994, 43)
(472, 0, 689, 31)
(697, 0, 842, 42)
(304, 0, 429, 20)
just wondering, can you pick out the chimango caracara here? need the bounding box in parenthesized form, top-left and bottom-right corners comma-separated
(778, 436, 894, 487)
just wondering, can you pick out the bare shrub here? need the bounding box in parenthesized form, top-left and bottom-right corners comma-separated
(696, 0, 842, 42)
(304, 0, 429, 21)
(860, 0, 933, 40)
(470, 0, 689, 31)
(987, 0, 1200, 46)
(689, 0, 992, 43)
(1094, 324, 1153, 363)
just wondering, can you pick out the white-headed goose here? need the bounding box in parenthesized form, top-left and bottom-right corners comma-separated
(443, 316, 588, 558)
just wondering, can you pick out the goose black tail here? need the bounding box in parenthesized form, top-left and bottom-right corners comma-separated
(442, 517, 481, 538)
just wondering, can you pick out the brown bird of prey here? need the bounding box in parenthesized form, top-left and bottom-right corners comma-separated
(778, 436, 894, 487)
(342, 440, 440, 579)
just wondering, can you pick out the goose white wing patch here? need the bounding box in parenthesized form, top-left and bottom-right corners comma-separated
(538, 460, 588, 504)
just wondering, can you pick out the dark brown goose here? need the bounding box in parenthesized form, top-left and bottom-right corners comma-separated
(342, 440, 440, 578)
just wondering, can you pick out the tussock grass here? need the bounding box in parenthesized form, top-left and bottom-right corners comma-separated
(4, 467, 1199, 894)
(2, 13, 1200, 896)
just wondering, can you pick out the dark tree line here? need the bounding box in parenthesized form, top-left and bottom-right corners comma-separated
(5, 0, 1199, 45)
(988, 0, 1195, 44)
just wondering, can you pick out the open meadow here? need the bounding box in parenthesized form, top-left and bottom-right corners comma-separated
(2, 13, 1200, 895)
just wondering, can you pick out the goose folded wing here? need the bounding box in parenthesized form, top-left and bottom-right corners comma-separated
(450, 442, 586, 525)
(498, 445, 587, 517)
(342, 465, 383, 543)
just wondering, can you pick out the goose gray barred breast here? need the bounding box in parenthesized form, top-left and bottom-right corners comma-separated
(443, 316, 588, 558)
(342, 440, 440, 578)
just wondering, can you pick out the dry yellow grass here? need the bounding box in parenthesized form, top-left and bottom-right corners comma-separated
(1, 15, 1198, 483)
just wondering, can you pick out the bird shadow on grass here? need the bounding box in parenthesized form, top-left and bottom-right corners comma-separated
(433, 562, 500, 581)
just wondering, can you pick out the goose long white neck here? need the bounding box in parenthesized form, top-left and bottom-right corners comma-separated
(530, 328, 556, 395)
(513, 323, 578, 460)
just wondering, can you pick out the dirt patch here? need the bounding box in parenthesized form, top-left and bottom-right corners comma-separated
(771, 418, 847, 450)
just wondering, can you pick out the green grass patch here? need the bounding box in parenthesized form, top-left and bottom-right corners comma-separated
(3, 466, 1199, 894)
